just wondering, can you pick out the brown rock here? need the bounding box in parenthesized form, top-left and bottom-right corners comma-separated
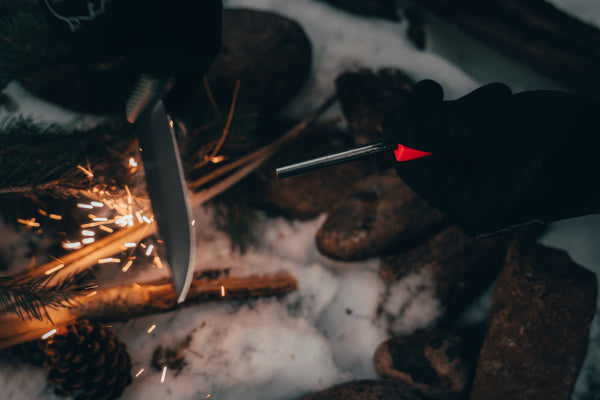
(316, 171, 445, 261)
(470, 239, 597, 400)
(373, 331, 471, 399)
(379, 226, 512, 333)
(251, 128, 374, 220)
(298, 379, 425, 400)
(335, 68, 413, 145)
(204, 8, 312, 115)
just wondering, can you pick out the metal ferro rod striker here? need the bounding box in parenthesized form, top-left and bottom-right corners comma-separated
(276, 141, 395, 179)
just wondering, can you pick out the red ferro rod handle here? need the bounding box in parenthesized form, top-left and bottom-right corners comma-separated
(394, 144, 432, 162)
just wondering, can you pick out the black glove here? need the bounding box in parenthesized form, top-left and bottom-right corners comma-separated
(39, 0, 222, 77)
(382, 79, 600, 236)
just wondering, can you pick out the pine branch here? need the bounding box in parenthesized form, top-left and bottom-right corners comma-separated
(0, 270, 95, 321)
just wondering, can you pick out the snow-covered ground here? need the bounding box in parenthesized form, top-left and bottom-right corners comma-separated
(1, 0, 600, 399)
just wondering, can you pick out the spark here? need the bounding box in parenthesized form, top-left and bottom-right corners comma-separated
(161, 366, 167, 383)
(77, 164, 94, 178)
(37, 209, 48, 216)
(93, 217, 108, 222)
(191, 219, 196, 226)
(125, 185, 132, 204)
(220, 285, 225, 297)
(147, 324, 156, 333)
(82, 238, 95, 244)
(77, 203, 93, 209)
(135, 369, 144, 378)
(122, 259, 133, 272)
(99, 225, 113, 233)
(49, 214, 63, 220)
(169, 120, 174, 128)
(81, 230, 95, 236)
(17, 218, 40, 228)
(123, 242, 137, 248)
(142, 216, 152, 224)
(81, 220, 112, 228)
(91, 201, 104, 207)
(206, 395, 212, 399)
(98, 257, 120, 264)
(63, 241, 82, 249)
(129, 157, 138, 167)
(145, 244, 154, 256)
(211, 155, 225, 164)
(86, 290, 97, 297)
(135, 211, 143, 223)
(154, 256, 163, 269)
(44, 263, 65, 275)
(42, 329, 57, 339)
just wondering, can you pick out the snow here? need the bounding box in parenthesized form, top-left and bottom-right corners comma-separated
(2, 0, 600, 399)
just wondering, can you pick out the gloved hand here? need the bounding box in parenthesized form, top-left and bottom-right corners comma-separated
(382, 79, 600, 236)
(39, 0, 222, 77)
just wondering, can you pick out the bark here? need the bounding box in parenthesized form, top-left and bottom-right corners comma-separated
(410, 0, 600, 95)
(0, 272, 297, 350)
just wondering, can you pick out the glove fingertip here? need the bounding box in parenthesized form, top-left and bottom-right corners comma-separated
(412, 79, 444, 103)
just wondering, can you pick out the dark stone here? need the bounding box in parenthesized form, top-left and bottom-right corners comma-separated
(374, 331, 472, 399)
(203, 8, 312, 115)
(316, 170, 445, 261)
(470, 239, 597, 400)
(335, 68, 414, 145)
(250, 128, 374, 220)
(316, 0, 401, 21)
(379, 226, 512, 333)
(298, 379, 425, 400)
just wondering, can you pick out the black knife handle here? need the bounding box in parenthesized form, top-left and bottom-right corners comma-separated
(38, 0, 222, 76)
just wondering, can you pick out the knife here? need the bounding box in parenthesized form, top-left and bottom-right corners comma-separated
(127, 76, 195, 304)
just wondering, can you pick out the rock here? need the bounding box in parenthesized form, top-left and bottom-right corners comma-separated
(298, 379, 425, 400)
(203, 8, 312, 115)
(373, 331, 472, 399)
(335, 68, 413, 145)
(378, 226, 512, 334)
(316, 170, 445, 261)
(316, 0, 401, 21)
(250, 127, 374, 220)
(470, 239, 597, 400)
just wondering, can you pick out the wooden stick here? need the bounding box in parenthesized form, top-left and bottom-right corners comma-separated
(0, 272, 297, 350)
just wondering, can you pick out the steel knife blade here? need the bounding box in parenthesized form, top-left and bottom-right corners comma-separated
(136, 98, 196, 304)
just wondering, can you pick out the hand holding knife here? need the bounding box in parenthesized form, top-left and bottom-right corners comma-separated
(39, 0, 222, 302)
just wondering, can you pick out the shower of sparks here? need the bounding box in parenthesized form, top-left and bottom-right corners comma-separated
(44, 263, 65, 275)
(147, 324, 156, 333)
(122, 259, 133, 272)
(42, 329, 57, 340)
(221, 285, 226, 297)
(77, 164, 94, 178)
(145, 244, 154, 256)
(135, 369, 144, 378)
(161, 366, 167, 383)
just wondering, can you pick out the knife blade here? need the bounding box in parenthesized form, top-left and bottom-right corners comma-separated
(129, 78, 196, 304)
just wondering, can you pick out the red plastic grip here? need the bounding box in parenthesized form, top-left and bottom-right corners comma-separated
(394, 144, 432, 162)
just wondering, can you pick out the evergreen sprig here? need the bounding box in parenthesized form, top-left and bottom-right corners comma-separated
(0, 269, 95, 321)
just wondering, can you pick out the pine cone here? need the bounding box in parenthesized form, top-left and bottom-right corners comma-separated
(42, 319, 132, 400)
